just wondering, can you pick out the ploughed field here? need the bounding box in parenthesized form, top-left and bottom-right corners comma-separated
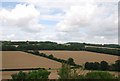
(2, 51, 61, 69)
(39, 50, 118, 65)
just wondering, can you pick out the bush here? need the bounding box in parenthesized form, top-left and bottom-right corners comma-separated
(11, 69, 51, 80)
(85, 71, 115, 79)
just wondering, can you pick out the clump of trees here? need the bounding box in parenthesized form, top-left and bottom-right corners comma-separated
(17, 43, 85, 51)
(25, 50, 80, 67)
(58, 63, 118, 80)
(11, 69, 50, 80)
(85, 47, 119, 56)
(2, 45, 18, 51)
(85, 60, 120, 72)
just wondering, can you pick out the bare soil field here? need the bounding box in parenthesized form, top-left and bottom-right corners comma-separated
(2, 51, 61, 69)
(39, 51, 118, 65)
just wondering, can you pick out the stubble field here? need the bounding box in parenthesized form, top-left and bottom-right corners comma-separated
(39, 50, 118, 65)
(2, 51, 61, 69)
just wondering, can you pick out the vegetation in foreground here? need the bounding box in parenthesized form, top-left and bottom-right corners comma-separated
(10, 63, 120, 81)
(11, 69, 50, 81)
(58, 63, 119, 80)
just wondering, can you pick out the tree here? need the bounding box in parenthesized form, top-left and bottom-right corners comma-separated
(114, 60, 120, 71)
(58, 63, 81, 79)
(67, 58, 75, 65)
(48, 54, 54, 59)
(93, 62, 100, 70)
(100, 61, 109, 71)
(85, 62, 91, 70)
(33, 50, 39, 55)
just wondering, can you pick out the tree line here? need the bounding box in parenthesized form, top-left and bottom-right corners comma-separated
(85, 60, 120, 72)
(2, 44, 120, 56)
(24, 50, 81, 67)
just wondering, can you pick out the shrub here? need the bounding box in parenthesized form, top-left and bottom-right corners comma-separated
(11, 69, 51, 80)
(85, 71, 115, 79)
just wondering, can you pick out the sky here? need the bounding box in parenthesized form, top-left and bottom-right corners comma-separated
(0, 0, 119, 44)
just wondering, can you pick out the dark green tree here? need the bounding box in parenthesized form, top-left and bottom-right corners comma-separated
(48, 54, 54, 58)
(67, 58, 75, 65)
(100, 61, 109, 71)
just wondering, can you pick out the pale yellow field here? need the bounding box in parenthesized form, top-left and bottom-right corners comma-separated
(2, 51, 61, 69)
(39, 50, 118, 65)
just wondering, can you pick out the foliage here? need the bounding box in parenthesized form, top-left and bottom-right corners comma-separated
(85, 60, 120, 72)
(2, 45, 18, 51)
(11, 69, 51, 80)
(100, 61, 109, 71)
(58, 63, 81, 79)
(67, 58, 75, 65)
(85, 71, 115, 79)
(85, 47, 119, 56)
(58, 63, 117, 80)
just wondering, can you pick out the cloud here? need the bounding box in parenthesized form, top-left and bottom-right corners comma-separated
(56, 3, 96, 32)
(0, 1, 118, 44)
(55, 2, 118, 43)
(0, 4, 44, 33)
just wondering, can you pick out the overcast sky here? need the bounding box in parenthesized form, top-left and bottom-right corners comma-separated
(0, 0, 119, 44)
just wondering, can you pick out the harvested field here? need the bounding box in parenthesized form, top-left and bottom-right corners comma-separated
(39, 51, 118, 65)
(2, 51, 61, 69)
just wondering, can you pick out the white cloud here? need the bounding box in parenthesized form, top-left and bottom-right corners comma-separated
(54, 2, 118, 44)
(56, 3, 96, 32)
(0, 4, 44, 32)
(0, 0, 118, 44)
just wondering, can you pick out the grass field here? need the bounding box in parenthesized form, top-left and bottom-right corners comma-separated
(39, 50, 118, 65)
(2, 51, 61, 69)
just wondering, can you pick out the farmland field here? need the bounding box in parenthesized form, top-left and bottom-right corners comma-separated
(39, 50, 118, 65)
(2, 51, 61, 69)
(2, 51, 119, 79)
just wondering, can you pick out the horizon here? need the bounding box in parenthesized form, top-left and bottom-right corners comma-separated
(0, 40, 119, 45)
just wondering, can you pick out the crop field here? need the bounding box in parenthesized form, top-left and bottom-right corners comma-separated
(2, 51, 61, 69)
(39, 50, 118, 65)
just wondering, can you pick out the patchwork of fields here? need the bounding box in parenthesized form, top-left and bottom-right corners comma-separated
(2, 51, 61, 69)
(39, 50, 118, 65)
(2, 51, 119, 79)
